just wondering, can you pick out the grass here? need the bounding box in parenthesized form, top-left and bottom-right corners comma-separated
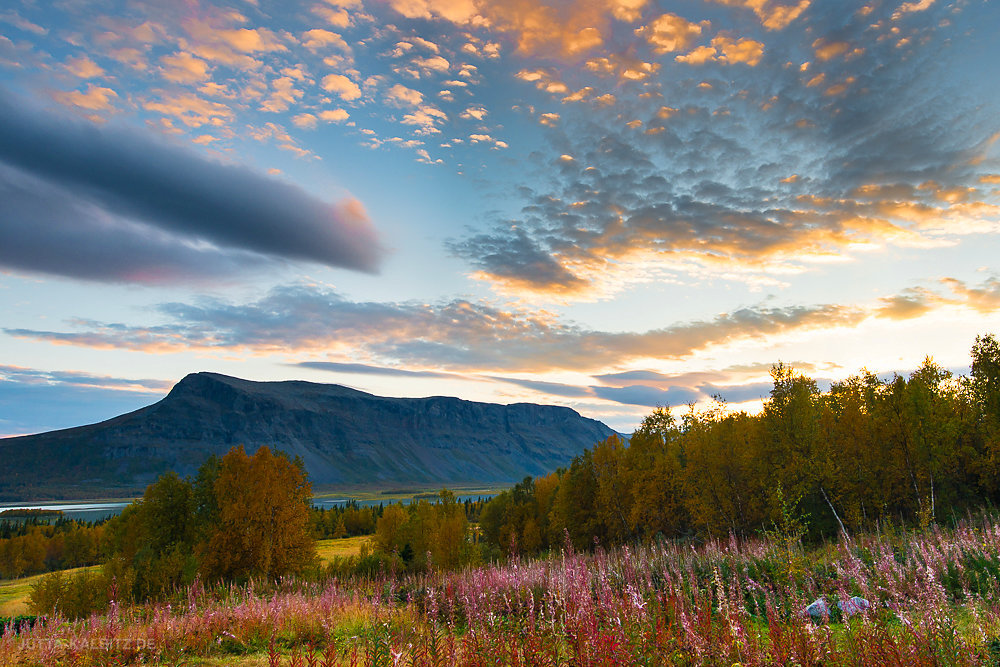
(0, 565, 99, 616)
(315, 536, 370, 565)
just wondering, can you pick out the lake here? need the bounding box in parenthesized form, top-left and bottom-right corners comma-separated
(1, 493, 496, 522)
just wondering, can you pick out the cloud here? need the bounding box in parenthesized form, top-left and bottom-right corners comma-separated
(486, 376, 593, 398)
(590, 384, 701, 407)
(386, 83, 424, 106)
(401, 105, 448, 134)
(0, 93, 384, 283)
(893, 0, 936, 20)
(0, 366, 171, 437)
(321, 73, 362, 101)
(302, 28, 350, 52)
(637, 13, 708, 54)
(4, 282, 874, 373)
(319, 108, 350, 122)
(180, 16, 287, 69)
(64, 56, 105, 79)
(676, 36, 765, 66)
(159, 52, 210, 84)
(260, 76, 304, 113)
(389, 0, 479, 24)
(812, 38, 850, 61)
(142, 90, 233, 127)
(53, 84, 118, 112)
(875, 287, 939, 320)
(711, 35, 764, 66)
(449, 227, 587, 295)
(0, 10, 47, 35)
(0, 365, 170, 392)
(296, 361, 458, 379)
(941, 276, 1000, 314)
(293, 113, 319, 129)
(450, 1, 1000, 299)
(709, 0, 810, 30)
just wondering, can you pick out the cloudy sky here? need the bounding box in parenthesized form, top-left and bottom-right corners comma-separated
(1, 0, 999, 437)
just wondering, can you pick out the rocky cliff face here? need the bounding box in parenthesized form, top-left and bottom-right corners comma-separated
(0, 372, 616, 499)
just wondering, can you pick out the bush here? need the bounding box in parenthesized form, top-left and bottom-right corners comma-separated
(28, 568, 114, 619)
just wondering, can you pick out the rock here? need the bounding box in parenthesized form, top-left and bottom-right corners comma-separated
(838, 596, 870, 617)
(804, 597, 830, 620)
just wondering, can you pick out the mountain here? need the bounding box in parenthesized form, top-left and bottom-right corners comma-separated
(0, 372, 616, 500)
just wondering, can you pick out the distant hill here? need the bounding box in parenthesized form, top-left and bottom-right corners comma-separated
(0, 372, 616, 500)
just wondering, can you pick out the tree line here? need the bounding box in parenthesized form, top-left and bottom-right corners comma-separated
(309, 496, 487, 541)
(0, 519, 104, 579)
(478, 335, 1000, 557)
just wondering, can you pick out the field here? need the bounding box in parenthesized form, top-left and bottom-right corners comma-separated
(316, 536, 370, 564)
(6, 517, 1000, 666)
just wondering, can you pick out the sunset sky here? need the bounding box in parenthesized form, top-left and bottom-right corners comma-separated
(1, 0, 999, 437)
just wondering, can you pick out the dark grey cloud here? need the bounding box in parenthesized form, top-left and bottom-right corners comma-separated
(0, 91, 384, 283)
(486, 376, 593, 399)
(449, 227, 585, 293)
(591, 384, 701, 408)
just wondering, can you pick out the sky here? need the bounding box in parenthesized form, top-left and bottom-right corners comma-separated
(1, 0, 999, 437)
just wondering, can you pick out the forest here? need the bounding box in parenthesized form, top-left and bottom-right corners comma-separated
(476, 334, 1000, 559)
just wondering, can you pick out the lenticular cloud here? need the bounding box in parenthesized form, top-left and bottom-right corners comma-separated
(0, 92, 384, 284)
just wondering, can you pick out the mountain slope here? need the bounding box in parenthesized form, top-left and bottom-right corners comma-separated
(0, 372, 616, 500)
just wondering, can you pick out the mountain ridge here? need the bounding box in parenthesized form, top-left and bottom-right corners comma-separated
(0, 372, 616, 500)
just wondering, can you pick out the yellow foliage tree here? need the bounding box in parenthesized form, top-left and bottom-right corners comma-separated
(199, 445, 316, 581)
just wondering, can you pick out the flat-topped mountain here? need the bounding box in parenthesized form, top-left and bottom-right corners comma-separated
(0, 372, 616, 500)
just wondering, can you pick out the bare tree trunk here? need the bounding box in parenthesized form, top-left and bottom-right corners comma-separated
(820, 485, 849, 540)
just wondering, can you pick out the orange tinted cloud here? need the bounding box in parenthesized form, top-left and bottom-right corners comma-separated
(893, 0, 936, 20)
(709, 0, 810, 30)
(812, 38, 850, 61)
(711, 35, 765, 65)
(159, 52, 209, 84)
(180, 15, 287, 69)
(321, 74, 362, 101)
(142, 91, 233, 127)
(302, 28, 350, 52)
(675, 45, 717, 65)
(260, 76, 304, 113)
(638, 13, 708, 54)
(53, 84, 118, 112)
(64, 56, 104, 78)
(389, 0, 479, 23)
(385, 0, 656, 57)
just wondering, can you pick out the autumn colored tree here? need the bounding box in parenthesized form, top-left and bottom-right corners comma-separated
(198, 446, 316, 582)
(375, 504, 408, 556)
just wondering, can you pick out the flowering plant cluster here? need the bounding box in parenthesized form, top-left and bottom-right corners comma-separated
(5, 513, 1000, 666)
